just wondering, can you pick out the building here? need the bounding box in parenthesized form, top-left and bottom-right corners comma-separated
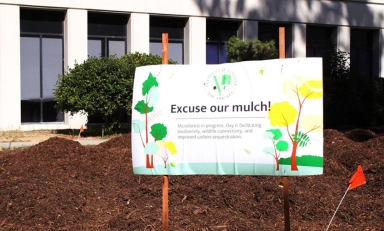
(0, 0, 383, 131)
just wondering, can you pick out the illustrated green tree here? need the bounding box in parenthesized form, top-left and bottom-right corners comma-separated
(132, 72, 177, 169)
(268, 80, 322, 170)
(262, 129, 289, 171)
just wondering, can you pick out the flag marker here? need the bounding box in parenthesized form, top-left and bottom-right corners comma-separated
(326, 165, 366, 231)
(77, 125, 84, 141)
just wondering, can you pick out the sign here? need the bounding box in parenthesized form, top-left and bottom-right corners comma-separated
(131, 58, 323, 176)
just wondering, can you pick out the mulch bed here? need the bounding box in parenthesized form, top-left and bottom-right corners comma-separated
(0, 129, 383, 230)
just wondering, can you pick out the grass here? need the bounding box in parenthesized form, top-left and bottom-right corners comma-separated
(0, 146, 31, 151)
(56, 123, 132, 139)
(0, 130, 60, 142)
(0, 124, 131, 143)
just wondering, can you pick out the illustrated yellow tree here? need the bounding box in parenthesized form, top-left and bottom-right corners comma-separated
(267, 79, 322, 171)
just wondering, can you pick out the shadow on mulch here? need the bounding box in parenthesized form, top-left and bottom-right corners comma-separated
(0, 129, 383, 230)
(344, 129, 377, 142)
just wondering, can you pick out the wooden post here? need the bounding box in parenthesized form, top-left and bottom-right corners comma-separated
(279, 27, 285, 59)
(279, 26, 290, 231)
(162, 33, 169, 65)
(162, 33, 169, 231)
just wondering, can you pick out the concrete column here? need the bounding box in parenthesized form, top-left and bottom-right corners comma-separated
(373, 29, 384, 77)
(64, 9, 88, 71)
(337, 26, 350, 54)
(238, 20, 258, 41)
(127, 13, 149, 54)
(287, 23, 306, 58)
(64, 9, 88, 128)
(336, 26, 351, 74)
(184, 16, 206, 64)
(0, 5, 21, 130)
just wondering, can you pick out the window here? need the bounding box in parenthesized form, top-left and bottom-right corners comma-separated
(206, 19, 240, 64)
(88, 12, 128, 58)
(150, 16, 186, 64)
(87, 12, 128, 123)
(306, 26, 336, 58)
(20, 9, 65, 123)
(258, 23, 288, 56)
(351, 29, 374, 76)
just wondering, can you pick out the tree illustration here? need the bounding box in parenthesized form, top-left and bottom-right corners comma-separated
(132, 72, 177, 169)
(267, 79, 322, 171)
(156, 140, 177, 168)
(262, 129, 289, 171)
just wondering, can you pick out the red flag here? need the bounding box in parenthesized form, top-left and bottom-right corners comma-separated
(80, 125, 84, 133)
(348, 165, 366, 190)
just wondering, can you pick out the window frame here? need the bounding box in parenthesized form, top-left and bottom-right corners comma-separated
(20, 9, 65, 123)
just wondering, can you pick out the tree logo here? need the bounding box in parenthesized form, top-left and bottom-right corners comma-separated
(204, 67, 238, 100)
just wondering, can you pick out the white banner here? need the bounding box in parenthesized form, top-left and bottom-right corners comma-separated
(131, 58, 323, 176)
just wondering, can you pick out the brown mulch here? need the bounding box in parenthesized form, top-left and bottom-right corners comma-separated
(0, 129, 383, 230)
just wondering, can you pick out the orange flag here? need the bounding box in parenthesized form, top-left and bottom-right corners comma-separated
(80, 125, 84, 133)
(348, 165, 366, 190)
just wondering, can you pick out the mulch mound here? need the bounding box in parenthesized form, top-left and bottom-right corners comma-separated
(0, 129, 383, 230)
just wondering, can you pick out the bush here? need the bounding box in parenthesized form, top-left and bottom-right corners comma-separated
(54, 52, 177, 132)
(226, 36, 278, 62)
(323, 41, 350, 79)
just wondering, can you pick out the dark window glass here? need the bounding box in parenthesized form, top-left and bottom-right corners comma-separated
(306, 26, 336, 58)
(206, 19, 239, 64)
(20, 9, 64, 34)
(351, 29, 374, 76)
(20, 9, 64, 123)
(150, 16, 186, 39)
(150, 16, 185, 64)
(258, 23, 288, 54)
(206, 19, 239, 41)
(88, 12, 127, 58)
(87, 12, 128, 123)
(88, 12, 128, 37)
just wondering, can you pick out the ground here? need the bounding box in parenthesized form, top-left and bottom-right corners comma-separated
(0, 130, 103, 143)
(0, 129, 383, 230)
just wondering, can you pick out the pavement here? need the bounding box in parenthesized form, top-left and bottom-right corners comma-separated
(0, 139, 109, 149)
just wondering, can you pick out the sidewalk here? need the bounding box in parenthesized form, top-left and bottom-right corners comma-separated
(0, 139, 109, 149)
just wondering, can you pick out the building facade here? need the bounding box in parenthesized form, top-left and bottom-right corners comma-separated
(0, 0, 383, 131)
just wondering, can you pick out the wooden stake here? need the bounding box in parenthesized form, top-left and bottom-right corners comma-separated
(162, 33, 169, 231)
(162, 33, 169, 65)
(283, 176, 290, 231)
(162, 175, 169, 231)
(279, 26, 290, 231)
(279, 27, 285, 59)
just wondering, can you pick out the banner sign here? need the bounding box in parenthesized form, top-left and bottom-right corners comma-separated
(131, 58, 323, 176)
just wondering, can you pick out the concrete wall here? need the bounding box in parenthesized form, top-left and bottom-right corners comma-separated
(1, 0, 384, 28)
(0, 5, 21, 130)
(0, 0, 384, 130)
(184, 17, 206, 65)
(127, 13, 150, 54)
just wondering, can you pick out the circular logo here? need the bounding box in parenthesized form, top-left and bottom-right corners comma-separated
(205, 67, 238, 100)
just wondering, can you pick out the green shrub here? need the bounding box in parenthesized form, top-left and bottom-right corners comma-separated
(226, 36, 278, 62)
(323, 41, 350, 79)
(54, 52, 177, 132)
